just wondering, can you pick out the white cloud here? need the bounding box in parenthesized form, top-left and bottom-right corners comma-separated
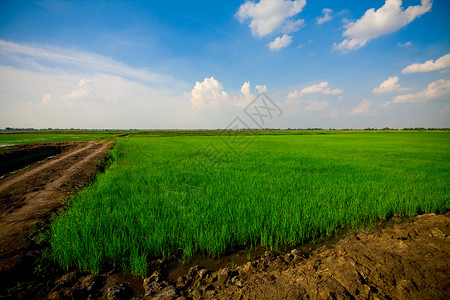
(191, 77, 229, 108)
(373, 76, 409, 94)
(397, 41, 412, 47)
(350, 99, 374, 116)
(317, 8, 333, 24)
(42, 93, 51, 104)
(268, 34, 293, 51)
(402, 53, 450, 74)
(255, 84, 267, 94)
(236, 0, 306, 37)
(234, 81, 268, 107)
(333, 0, 432, 52)
(235, 81, 253, 107)
(305, 100, 328, 111)
(288, 82, 343, 99)
(392, 79, 450, 104)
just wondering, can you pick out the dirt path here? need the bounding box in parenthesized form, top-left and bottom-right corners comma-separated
(0, 142, 93, 193)
(0, 140, 113, 291)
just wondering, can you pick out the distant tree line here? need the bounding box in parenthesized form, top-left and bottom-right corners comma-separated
(2, 127, 450, 131)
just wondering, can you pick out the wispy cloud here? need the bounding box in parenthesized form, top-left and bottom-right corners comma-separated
(317, 8, 333, 25)
(0, 39, 186, 89)
(288, 82, 343, 100)
(397, 41, 412, 47)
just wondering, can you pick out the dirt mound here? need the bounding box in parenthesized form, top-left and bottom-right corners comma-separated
(0, 141, 113, 295)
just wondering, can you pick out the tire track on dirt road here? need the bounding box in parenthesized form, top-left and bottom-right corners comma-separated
(0, 140, 113, 277)
(0, 141, 94, 193)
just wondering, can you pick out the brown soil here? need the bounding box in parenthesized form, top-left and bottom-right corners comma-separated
(0, 140, 113, 296)
(0, 142, 79, 177)
(0, 141, 448, 299)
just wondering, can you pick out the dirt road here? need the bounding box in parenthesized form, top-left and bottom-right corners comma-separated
(0, 140, 113, 293)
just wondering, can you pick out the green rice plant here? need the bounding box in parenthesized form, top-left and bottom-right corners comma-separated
(50, 132, 450, 275)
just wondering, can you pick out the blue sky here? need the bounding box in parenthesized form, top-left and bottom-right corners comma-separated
(0, 0, 449, 129)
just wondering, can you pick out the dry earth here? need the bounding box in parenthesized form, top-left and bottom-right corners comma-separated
(0, 140, 113, 296)
(0, 141, 448, 299)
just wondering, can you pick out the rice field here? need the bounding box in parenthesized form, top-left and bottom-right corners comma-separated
(49, 132, 449, 276)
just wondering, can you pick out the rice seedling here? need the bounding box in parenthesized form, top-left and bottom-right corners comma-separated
(49, 132, 450, 275)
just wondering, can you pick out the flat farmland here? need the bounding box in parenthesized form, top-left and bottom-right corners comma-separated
(49, 132, 450, 276)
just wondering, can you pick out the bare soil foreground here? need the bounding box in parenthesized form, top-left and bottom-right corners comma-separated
(0, 140, 113, 296)
(0, 141, 448, 299)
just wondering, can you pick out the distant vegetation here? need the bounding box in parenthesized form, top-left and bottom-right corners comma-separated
(49, 132, 449, 276)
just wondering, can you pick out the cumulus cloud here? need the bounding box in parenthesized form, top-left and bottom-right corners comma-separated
(268, 34, 293, 51)
(191, 77, 229, 108)
(392, 79, 450, 104)
(373, 76, 409, 94)
(236, 0, 306, 37)
(288, 82, 343, 99)
(317, 8, 333, 24)
(402, 53, 450, 74)
(190, 79, 268, 108)
(255, 84, 267, 94)
(235, 81, 253, 107)
(350, 99, 374, 116)
(305, 100, 328, 111)
(234, 81, 268, 107)
(333, 0, 432, 52)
